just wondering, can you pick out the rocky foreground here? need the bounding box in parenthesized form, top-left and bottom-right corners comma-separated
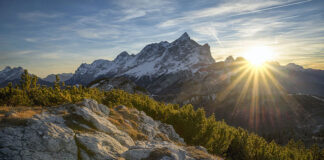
(0, 99, 220, 160)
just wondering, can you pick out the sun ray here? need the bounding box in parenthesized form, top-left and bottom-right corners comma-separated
(232, 66, 255, 116)
(218, 64, 251, 101)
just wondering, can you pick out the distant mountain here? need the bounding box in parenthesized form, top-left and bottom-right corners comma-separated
(0, 66, 52, 87)
(66, 32, 214, 85)
(0, 66, 24, 85)
(280, 63, 324, 96)
(43, 73, 73, 82)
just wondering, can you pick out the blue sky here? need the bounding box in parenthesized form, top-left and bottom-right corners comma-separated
(0, 0, 323, 77)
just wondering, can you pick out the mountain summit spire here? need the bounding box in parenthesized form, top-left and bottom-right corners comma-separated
(177, 32, 190, 41)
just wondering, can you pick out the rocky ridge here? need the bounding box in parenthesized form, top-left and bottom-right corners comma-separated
(0, 99, 219, 160)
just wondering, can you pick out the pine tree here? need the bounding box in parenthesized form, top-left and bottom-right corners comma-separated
(20, 69, 31, 90)
(54, 75, 60, 91)
(31, 75, 38, 88)
(7, 82, 13, 93)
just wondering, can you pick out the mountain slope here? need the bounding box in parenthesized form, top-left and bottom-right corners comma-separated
(43, 73, 73, 82)
(88, 77, 149, 95)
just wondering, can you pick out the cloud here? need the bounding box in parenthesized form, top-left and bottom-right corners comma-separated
(39, 53, 59, 59)
(114, 0, 174, 10)
(113, 0, 175, 22)
(118, 9, 147, 22)
(75, 29, 120, 39)
(158, 0, 311, 28)
(18, 11, 62, 21)
(16, 50, 35, 55)
(25, 38, 38, 42)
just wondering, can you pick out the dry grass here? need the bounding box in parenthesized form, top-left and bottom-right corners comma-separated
(154, 133, 171, 142)
(108, 107, 148, 141)
(185, 146, 222, 160)
(0, 106, 44, 127)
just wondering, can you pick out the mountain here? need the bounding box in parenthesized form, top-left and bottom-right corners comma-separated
(0, 66, 24, 85)
(0, 66, 52, 87)
(88, 77, 149, 95)
(280, 63, 324, 96)
(0, 99, 218, 160)
(43, 73, 73, 82)
(66, 32, 214, 85)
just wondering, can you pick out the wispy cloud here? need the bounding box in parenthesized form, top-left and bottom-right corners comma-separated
(118, 9, 147, 22)
(18, 11, 62, 21)
(158, 0, 311, 28)
(25, 38, 38, 42)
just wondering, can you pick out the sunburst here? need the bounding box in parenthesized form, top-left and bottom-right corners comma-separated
(217, 47, 301, 130)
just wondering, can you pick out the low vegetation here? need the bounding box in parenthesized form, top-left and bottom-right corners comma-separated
(0, 70, 323, 159)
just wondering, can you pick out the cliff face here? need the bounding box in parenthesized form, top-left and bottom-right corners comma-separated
(0, 99, 219, 160)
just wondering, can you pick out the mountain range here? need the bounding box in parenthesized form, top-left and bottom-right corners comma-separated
(0, 66, 52, 87)
(66, 32, 214, 85)
(1, 33, 324, 147)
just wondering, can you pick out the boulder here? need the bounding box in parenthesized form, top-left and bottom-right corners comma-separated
(122, 141, 188, 160)
(79, 99, 110, 116)
(73, 105, 135, 147)
(158, 122, 185, 143)
(76, 132, 128, 160)
(0, 112, 78, 160)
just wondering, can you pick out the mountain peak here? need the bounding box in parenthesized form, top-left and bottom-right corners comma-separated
(225, 56, 234, 64)
(118, 51, 129, 57)
(115, 51, 132, 64)
(3, 66, 11, 72)
(177, 32, 190, 41)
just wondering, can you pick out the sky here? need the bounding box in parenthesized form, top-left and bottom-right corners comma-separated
(0, 0, 323, 77)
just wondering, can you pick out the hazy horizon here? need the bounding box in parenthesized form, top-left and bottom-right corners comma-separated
(1, 0, 323, 77)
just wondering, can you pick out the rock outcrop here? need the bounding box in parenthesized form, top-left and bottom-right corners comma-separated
(0, 99, 220, 160)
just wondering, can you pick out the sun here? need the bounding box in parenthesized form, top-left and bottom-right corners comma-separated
(243, 45, 276, 67)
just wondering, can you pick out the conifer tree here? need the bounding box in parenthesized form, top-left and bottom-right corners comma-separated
(54, 75, 60, 91)
(20, 69, 31, 90)
(31, 75, 38, 88)
(7, 82, 13, 93)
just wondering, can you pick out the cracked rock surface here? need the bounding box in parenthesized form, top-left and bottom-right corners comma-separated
(0, 99, 220, 160)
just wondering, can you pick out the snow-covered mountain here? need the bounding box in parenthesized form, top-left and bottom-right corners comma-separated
(0, 66, 24, 85)
(43, 73, 73, 82)
(66, 32, 215, 85)
(0, 66, 52, 87)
